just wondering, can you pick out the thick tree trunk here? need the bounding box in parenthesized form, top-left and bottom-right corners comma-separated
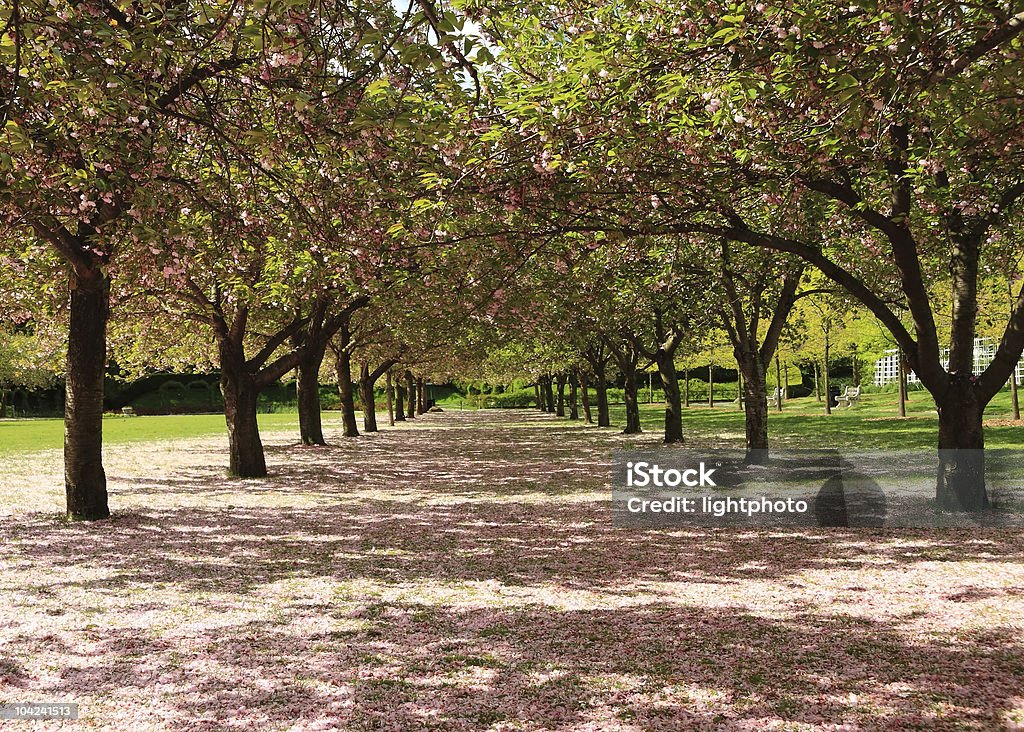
(405, 371, 416, 419)
(395, 384, 407, 422)
(579, 370, 592, 423)
(555, 373, 566, 416)
(359, 362, 378, 432)
(296, 347, 326, 446)
(568, 372, 579, 420)
(657, 352, 683, 444)
(736, 355, 770, 464)
(542, 376, 555, 414)
(935, 380, 989, 511)
(64, 269, 110, 520)
(335, 348, 359, 437)
(416, 376, 427, 414)
(220, 364, 267, 478)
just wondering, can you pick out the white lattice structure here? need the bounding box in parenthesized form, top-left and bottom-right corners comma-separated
(874, 351, 919, 386)
(874, 337, 1024, 386)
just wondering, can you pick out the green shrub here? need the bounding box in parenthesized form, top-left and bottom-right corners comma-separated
(483, 388, 537, 408)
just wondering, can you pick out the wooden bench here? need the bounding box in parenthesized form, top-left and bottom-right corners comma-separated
(121, 406, 136, 417)
(836, 385, 861, 408)
(766, 387, 783, 404)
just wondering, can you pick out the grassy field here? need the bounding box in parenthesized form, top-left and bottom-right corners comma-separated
(1, 388, 1022, 458)
(612, 386, 1024, 449)
(0, 412, 302, 457)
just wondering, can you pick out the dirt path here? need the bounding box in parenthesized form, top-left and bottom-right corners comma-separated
(1, 410, 1023, 730)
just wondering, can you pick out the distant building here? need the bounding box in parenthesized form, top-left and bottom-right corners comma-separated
(874, 337, 1024, 386)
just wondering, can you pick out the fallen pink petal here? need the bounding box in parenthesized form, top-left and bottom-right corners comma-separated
(2, 412, 1024, 730)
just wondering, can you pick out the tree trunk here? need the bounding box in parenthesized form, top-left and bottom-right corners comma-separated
(416, 376, 427, 414)
(296, 346, 326, 446)
(1012, 368, 1021, 421)
(683, 367, 690, 407)
(395, 384, 407, 422)
(386, 371, 395, 426)
(405, 371, 416, 419)
(555, 373, 566, 416)
(359, 362, 378, 433)
(535, 383, 542, 410)
(335, 348, 359, 437)
(935, 380, 989, 511)
(823, 341, 832, 416)
(594, 363, 610, 427)
(898, 351, 908, 418)
(737, 355, 770, 465)
(736, 371, 744, 411)
(579, 370, 593, 423)
(220, 363, 267, 478)
(1009, 281, 1021, 421)
(774, 354, 783, 412)
(621, 359, 642, 435)
(657, 351, 683, 444)
(707, 364, 714, 407)
(814, 361, 821, 401)
(64, 269, 110, 520)
(569, 372, 579, 420)
(543, 376, 555, 414)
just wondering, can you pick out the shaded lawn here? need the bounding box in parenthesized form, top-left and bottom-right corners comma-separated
(1, 411, 1024, 730)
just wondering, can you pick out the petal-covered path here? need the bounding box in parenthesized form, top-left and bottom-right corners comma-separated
(2, 410, 1024, 731)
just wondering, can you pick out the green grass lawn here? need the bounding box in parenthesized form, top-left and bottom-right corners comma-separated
(605, 387, 1024, 449)
(2, 388, 1022, 458)
(0, 412, 302, 457)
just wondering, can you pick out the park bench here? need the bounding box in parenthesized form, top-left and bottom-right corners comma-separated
(836, 385, 861, 408)
(121, 406, 136, 417)
(766, 387, 783, 405)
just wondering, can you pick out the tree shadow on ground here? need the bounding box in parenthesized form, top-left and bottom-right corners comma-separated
(12, 600, 1024, 730)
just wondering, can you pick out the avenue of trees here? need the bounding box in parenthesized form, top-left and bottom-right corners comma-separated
(2, 1, 1023, 519)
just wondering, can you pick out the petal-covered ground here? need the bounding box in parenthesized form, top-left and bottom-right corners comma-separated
(2, 410, 1024, 731)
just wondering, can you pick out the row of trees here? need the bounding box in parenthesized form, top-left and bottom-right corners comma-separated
(443, 1, 1024, 511)
(3, 1, 1023, 517)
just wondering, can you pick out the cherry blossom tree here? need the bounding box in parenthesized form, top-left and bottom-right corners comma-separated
(0, 0, 428, 516)
(464, 0, 1024, 510)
